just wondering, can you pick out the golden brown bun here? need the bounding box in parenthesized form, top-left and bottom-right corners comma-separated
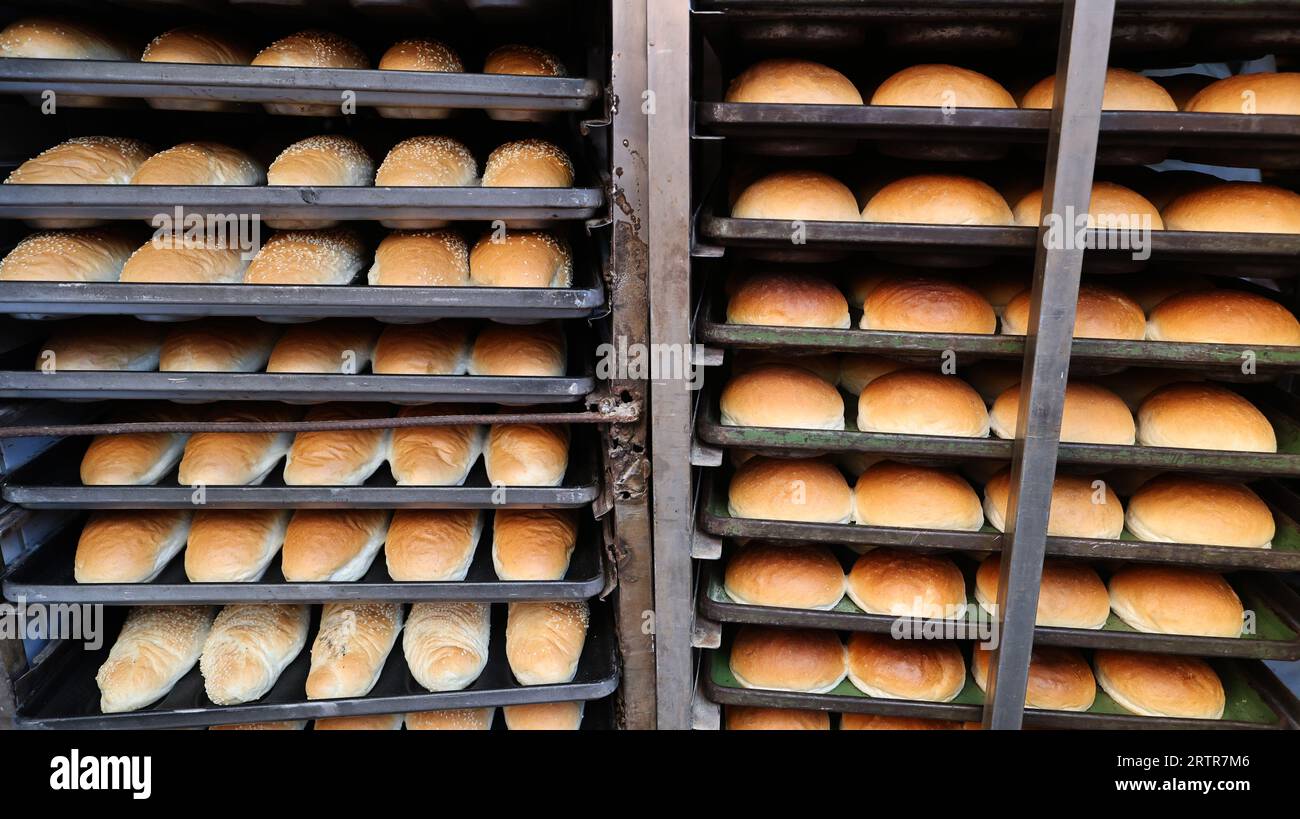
(481, 139, 573, 188)
(846, 548, 966, 619)
(853, 461, 983, 531)
(1093, 650, 1224, 719)
(1013, 181, 1164, 229)
(386, 405, 484, 486)
(1186, 72, 1300, 115)
(184, 509, 290, 582)
(159, 319, 279, 373)
(177, 403, 299, 486)
(468, 321, 565, 376)
(0, 229, 136, 282)
(1021, 68, 1176, 111)
(728, 456, 853, 524)
(1136, 382, 1275, 452)
(266, 136, 374, 187)
(975, 555, 1110, 629)
(857, 370, 990, 438)
(37, 319, 164, 371)
(846, 633, 965, 702)
(983, 469, 1124, 539)
(973, 645, 1096, 711)
(861, 277, 996, 334)
(74, 510, 192, 583)
(379, 39, 462, 72)
(726, 706, 831, 730)
(484, 45, 565, 76)
(123, 242, 249, 284)
(726, 58, 862, 104)
(282, 403, 390, 486)
(505, 600, 588, 685)
(992, 381, 1135, 445)
(385, 508, 481, 581)
(1126, 475, 1274, 548)
(468, 231, 571, 288)
(142, 27, 251, 65)
(376, 137, 477, 187)
(863, 175, 1012, 226)
(1003, 285, 1146, 340)
(280, 509, 391, 582)
(730, 625, 846, 693)
(1162, 182, 1300, 235)
(840, 713, 961, 730)
(492, 508, 577, 581)
(252, 30, 368, 69)
(838, 354, 904, 396)
(305, 602, 402, 700)
(0, 17, 133, 60)
(503, 702, 583, 730)
(130, 142, 263, 186)
(6, 136, 153, 185)
(732, 171, 860, 222)
(314, 714, 403, 730)
(1147, 290, 1300, 346)
(405, 708, 494, 731)
(266, 320, 378, 374)
(733, 349, 841, 386)
(871, 64, 1015, 108)
(1108, 565, 1243, 638)
(724, 542, 846, 610)
(484, 420, 569, 486)
(372, 321, 471, 375)
(721, 365, 846, 430)
(727, 272, 849, 329)
(80, 404, 200, 486)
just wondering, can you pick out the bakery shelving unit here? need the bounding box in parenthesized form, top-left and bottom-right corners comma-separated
(650, 0, 1300, 729)
(0, 0, 656, 730)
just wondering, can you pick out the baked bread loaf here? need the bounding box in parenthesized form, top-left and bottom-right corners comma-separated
(373, 321, 472, 374)
(385, 509, 482, 581)
(252, 31, 369, 115)
(1013, 181, 1164, 230)
(730, 625, 846, 693)
(1146, 290, 1300, 346)
(975, 555, 1110, 629)
(266, 320, 378, 374)
(861, 276, 996, 334)
(1094, 650, 1224, 719)
(469, 231, 573, 288)
(75, 510, 192, 584)
(846, 632, 965, 702)
(503, 702, 584, 730)
(726, 58, 862, 104)
(1108, 565, 1243, 637)
(0, 229, 136, 282)
(1136, 382, 1275, 452)
(724, 541, 845, 610)
(992, 381, 1135, 444)
(1022, 67, 1176, 111)
(721, 365, 846, 430)
(863, 175, 1013, 225)
(1162, 182, 1300, 235)
(506, 600, 589, 685)
(853, 460, 984, 530)
(387, 405, 485, 486)
(184, 509, 290, 583)
(369, 230, 470, 286)
(493, 508, 578, 581)
(377, 39, 464, 119)
(0, 17, 135, 60)
(159, 319, 280, 373)
(469, 321, 566, 376)
(314, 714, 403, 730)
(403, 602, 491, 691)
(7, 136, 153, 185)
(122, 242, 250, 284)
(482, 139, 573, 188)
(1126, 474, 1274, 548)
(177, 403, 300, 486)
(733, 170, 860, 222)
(37, 319, 164, 371)
(200, 604, 309, 705)
(482, 45, 568, 121)
(1186, 72, 1300, 116)
(376, 136, 477, 228)
(96, 606, 213, 713)
(280, 509, 391, 582)
(244, 228, 366, 285)
(1003, 284, 1146, 340)
(973, 644, 1096, 711)
(846, 548, 965, 619)
(485, 420, 570, 486)
(141, 27, 253, 111)
(728, 456, 853, 523)
(130, 142, 263, 186)
(983, 469, 1124, 538)
(283, 403, 391, 486)
(306, 602, 404, 700)
(858, 370, 990, 438)
(266, 136, 374, 228)
(725, 706, 831, 730)
(80, 403, 200, 486)
(405, 708, 495, 731)
(872, 64, 1014, 108)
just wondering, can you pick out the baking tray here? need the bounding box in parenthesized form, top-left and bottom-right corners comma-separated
(12, 602, 618, 730)
(1, 431, 600, 509)
(2, 509, 605, 604)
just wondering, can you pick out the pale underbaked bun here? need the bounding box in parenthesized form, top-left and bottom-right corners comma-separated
(730, 625, 846, 693)
(469, 321, 566, 376)
(1013, 181, 1164, 229)
(1147, 290, 1300, 346)
(983, 469, 1124, 538)
(846, 548, 966, 619)
(721, 365, 846, 430)
(385, 508, 482, 581)
(1126, 475, 1274, 548)
(838, 354, 905, 396)
(376, 40, 464, 119)
(37, 319, 164, 371)
(405, 708, 495, 731)
(403, 602, 490, 691)
(726, 706, 831, 730)
(6, 136, 153, 185)
(0, 17, 135, 60)
(387, 405, 485, 486)
(373, 321, 472, 374)
(858, 370, 990, 438)
(840, 713, 961, 730)
(728, 456, 853, 524)
(159, 319, 279, 373)
(184, 509, 290, 582)
(280, 509, 391, 582)
(726, 58, 863, 105)
(130, 142, 263, 186)
(376, 137, 477, 226)
(266, 137, 374, 227)
(506, 600, 589, 685)
(1093, 650, 1225, 719)
(1021, 67, 1176, 111)
(504, 702, 583, 731)
(141, 27, 252, 111)
(370, 230, 470, 286)
(493, 508, 578, 581)
(485, 420, 570, 486)
(862, 175, 1013, 226)
(975, 555, 1110, 629)
(1108, 565, 1243, 638)
(314, 714, 403, 730)
(252, 31, 368, 115)
(853, 461, 984, 531)
(177, 403, 300, 486)
(74, 510, 192, 584)
(482, 139, 574, 188)
(283, 403, 391, 486)
(1186, 72, 1300, 116)
(871, 64, 1015, 108)
(734, 349, 842, 386)
(726, 272, 849, 329)
(1003, 284, 1146, 341)
(973, 645, 1096, 712)
(79, 403, 200, 485)
(732, 170, 861, 222)
(306, 602, 404, 700)
(200, 604, 309, 705)
(1136, 382, 1275, 452)
(469, 230, 572, 288)
(96, 606, 212, 713)
(861, 277, 996, 334)
(846, 633, 965, 702)
(266, 320, 378, 373)
(991, 381, 1135, 444)
(1162, 183, 1300, 235)
(724, 541, 846, 610)
(123, 242, 249, 284)
(0, 229, 136, 282)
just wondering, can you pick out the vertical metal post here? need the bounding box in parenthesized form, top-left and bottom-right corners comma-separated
(981, 0, 1115, 730)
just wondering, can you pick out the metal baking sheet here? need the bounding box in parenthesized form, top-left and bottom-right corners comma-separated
(12, 603, 618, 730)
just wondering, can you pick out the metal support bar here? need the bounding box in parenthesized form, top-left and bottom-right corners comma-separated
(981, 0, 1115, 730)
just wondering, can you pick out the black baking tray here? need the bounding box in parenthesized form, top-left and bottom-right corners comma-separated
(12, 602, 618, 729)
(2, 508, 605, 603)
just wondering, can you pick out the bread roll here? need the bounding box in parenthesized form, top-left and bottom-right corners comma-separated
(1093, 650, 1224, 719)
(1003, 285, 1146, 340)
(130, 142, 263, 186)
(853, 461, 983, 531)
(1021, 67, 1176, 111)
(185, 509, 290, 583)
(266, 320, 378, 374)
(991, 381, 1134, 445)
(838, 354, 904, 396)
(159, 319, 279, 373)
(209, 720, 305, 730)
(386, 405, 485, 486)
(200, 604, 309, 705)
(377, 136, 477, 187)
(734, 349, 841, 386)
(1108, 565, 1243, 637)
(141, 27, 252, 111)
(74, 510, 193, 584)
(503, 702, 584, 730)
(724, 541, 845, 610)
(244, 228, 366, 285)
(846, 548, 965, 618)
(721, 365, 845, 430)
(469, 231, 573, 288)
(1162, 182, 1300, 235)
(122, 242, 249, 284)
(1126, 475, 1274, 548)
(863, 175, 1012, 226)
(728, 456, 853, 524)
(858, 370, 990, 438)
(266, 136, 373, 227)
(846, 633, 965, 702)
(252, 31, 369, 116)
(377, 39, 464, 119)
(80, 403, 200, 485)
(506, 600, 589, 685)
(306, 602, 404, 700)
(314, 714, 403, 730)
(975, 555, 1110, 629)
(1136, 382, 1275, 452)
(372, 321, 471, 375)
(481, 139, 573, 188)
(283, 403, 391, 486)
(177, 403, 300, 486)
(871, 64, 1015, 108)
(281, 509, 391, 582)
(0, 17, 134, 60)
(726, 272, 849, 329)
(482, 45, 568, 121)
(1013, 181, 1164, 230)
(841, 713, 961, 730)
(983, 469, 1124, 538)
(726, 58, 862, 104)
(37, 318, 164, 371)
(733, 170, 860, 222)
(725, 706, 831, 730)
(468, 321, 566, 376)
(1147, 289, 1300, 346)
(403, 602, 491, 691)
(730, 625, 846, 693)
(405, 708, 495, 731)
(972, 645, 1096, 711)
(369, 230, 469, 286)
(861, 276, 996, 334)
(0, 229, 136, 282)
(6, 136, 153, 185)
(96, 606, 213, 713)
(1186, 72, 1300, 116)
(385, 509, 482, 581)
(493, 508, 577, 581)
